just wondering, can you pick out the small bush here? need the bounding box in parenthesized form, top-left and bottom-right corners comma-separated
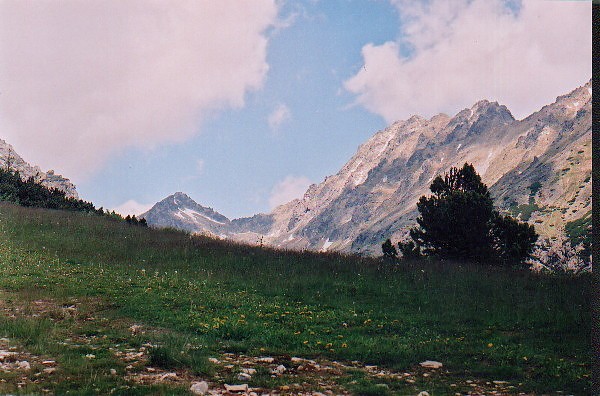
(381, 239, 397, 260)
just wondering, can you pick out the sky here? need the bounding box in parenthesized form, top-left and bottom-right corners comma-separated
(0, 0, 591, 219)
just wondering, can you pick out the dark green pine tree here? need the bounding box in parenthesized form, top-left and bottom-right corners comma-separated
(408, 163, 537, 264)
(410, 163, 495, 261)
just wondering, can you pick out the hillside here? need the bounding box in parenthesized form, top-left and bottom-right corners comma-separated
(143, 81, 592, 255)
(0, 203, 591, 394)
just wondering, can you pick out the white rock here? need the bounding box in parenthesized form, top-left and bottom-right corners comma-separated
(257, 356, 275, 363)
(224, 384, 248, 392)
(18, 361, 31, 370)
(419, 360, 443, 369)
(241, 368, 256, 375)
(208, 357, 220, 364)
(160, 372, 178, 381)
(190, 381, 209, 395)
(272, 364, 286, 375)
(418, 392, 430, 396)
(110, 369, 117, 375)
(237, 372, 252, 381)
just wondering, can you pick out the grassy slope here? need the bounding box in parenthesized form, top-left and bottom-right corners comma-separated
(0, 203, 591, 395)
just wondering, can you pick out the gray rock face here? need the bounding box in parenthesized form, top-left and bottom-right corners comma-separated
(0, 139, 78, 198)
(144, 80, 592, 255)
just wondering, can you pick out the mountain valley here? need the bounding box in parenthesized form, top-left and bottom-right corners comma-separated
(142, 80, 592, 255)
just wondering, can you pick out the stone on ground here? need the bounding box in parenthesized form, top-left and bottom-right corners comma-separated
(419, 360, 443, 369)
(190, 381, 209, 395)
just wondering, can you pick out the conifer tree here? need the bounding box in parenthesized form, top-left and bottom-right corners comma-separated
(406, 163, 537, 265)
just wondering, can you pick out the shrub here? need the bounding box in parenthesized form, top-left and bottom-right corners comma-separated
(397, 240, 421, 260)
(381, 238, 398, 260)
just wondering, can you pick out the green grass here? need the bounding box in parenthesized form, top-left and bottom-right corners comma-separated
(0, 203, 591, 394)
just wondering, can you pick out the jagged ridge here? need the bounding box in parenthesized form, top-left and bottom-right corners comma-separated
(143, 80, 592, 255)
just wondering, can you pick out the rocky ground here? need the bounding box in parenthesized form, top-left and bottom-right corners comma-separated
(0, 294, 535, 395)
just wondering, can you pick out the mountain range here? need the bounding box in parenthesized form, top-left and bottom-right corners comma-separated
(142, 80, 592, 255)
(0, 81, 590, 256)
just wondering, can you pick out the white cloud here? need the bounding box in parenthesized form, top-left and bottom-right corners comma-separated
(112, 200, 153, 217)
(0, 1, 279, 179)
(268, 175, 311, 209)
(345, 0, 591, 122)
(268, 103, 292, 131)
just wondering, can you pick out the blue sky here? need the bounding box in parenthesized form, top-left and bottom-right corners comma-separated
(0, 0, 591, 219)
(81, 1, 399, 218)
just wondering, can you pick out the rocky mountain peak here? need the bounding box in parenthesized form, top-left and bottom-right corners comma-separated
(171, 192, 195, 206)
(0, 138, 78, 198)
(141, 192, 230, 235)
(469, 100, 514, 123)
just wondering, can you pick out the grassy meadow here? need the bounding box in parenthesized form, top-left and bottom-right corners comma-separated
(0, 203, 591, 395)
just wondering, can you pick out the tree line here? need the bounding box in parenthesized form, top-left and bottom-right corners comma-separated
(0, 167, 147, 227)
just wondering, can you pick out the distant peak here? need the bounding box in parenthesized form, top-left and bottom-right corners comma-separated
(171, 192, 194, 202)
(158, 192, 194, 206)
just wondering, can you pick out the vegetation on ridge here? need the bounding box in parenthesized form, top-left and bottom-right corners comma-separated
(0, 167, 147, 227)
